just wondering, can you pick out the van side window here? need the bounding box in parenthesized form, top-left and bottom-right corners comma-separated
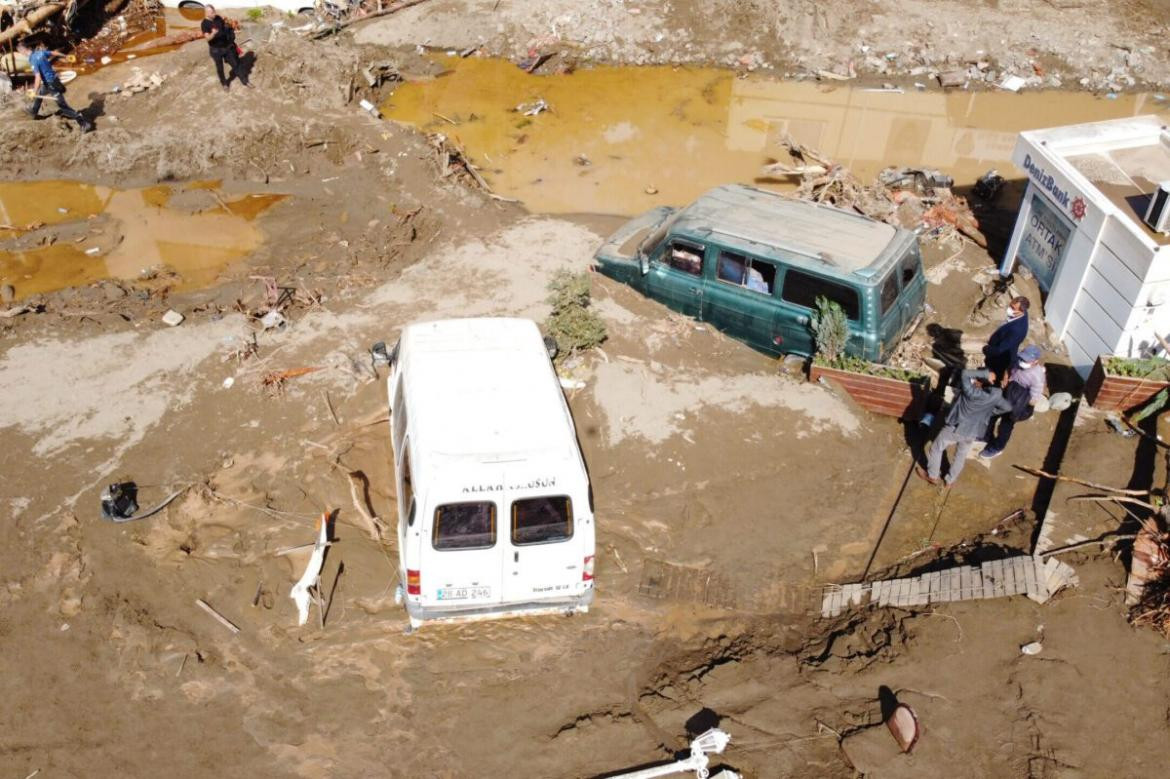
(392, 376, 407, 448)
(401, 448, 416, 526)
(900, 250, 920, 286)
(880, 273, 900, 314)
(433, 502, 496, 550)
(717, 251, 774, 295)
(781, 269, 860, 321)
(512, 496, 573, 545)
(665, 240, 704, 276)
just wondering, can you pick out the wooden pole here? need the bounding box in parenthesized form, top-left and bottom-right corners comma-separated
(0, 4, 68, 49)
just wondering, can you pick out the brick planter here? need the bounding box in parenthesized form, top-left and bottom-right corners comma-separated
(1083, 356, 1170, 412)
(810, 362, 931, 420)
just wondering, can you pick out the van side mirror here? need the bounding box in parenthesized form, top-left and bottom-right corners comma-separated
(638, 251, 650, 276)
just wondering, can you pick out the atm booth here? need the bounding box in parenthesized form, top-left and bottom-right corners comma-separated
(1001, 115, 1170, 376)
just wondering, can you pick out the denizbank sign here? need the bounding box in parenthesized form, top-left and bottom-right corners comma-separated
(1021, 153, 1089, 223)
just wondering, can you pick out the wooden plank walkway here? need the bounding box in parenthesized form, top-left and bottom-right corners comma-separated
(820, 555, 1079, 619)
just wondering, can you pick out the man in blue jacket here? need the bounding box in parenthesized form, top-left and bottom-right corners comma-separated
(983, 296, 1030, 380)
(18, 37, 93, 133)
(919, 368, 1015, 487)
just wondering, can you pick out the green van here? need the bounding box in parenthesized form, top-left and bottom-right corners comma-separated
(593, 184, 925, 363)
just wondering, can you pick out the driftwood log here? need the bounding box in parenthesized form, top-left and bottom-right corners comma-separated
(310, 0, 431, 39)
(0, 3, 68, 48)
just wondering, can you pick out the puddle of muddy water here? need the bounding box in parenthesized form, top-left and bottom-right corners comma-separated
(384, 57, 1170, 215)
(0, 181, 284, 299)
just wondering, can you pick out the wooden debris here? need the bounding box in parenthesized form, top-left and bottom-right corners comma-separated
(196, 598, 241, 635)
(345, 470, 388, 542)
(262, 366, 323, 393)
(428, 133, 494, 194)
(310, 0, 432, 39)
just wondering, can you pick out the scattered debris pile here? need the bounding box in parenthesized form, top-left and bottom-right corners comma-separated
(71, 0, 162, 69)
(112, 65, 163, 94)
(763, 136, 987, 247)
(1016, 449, 1170, 640)
(427, 132, 494, 194)
(0, 0, 160, 61)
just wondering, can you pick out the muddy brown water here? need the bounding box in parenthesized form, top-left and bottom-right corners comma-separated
(384, 56, 1170, 215)
(0, 180, 284, 299)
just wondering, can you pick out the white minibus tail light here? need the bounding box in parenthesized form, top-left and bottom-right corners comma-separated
(582, 555, 594, 582)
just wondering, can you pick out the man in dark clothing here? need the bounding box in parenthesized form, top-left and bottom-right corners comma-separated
(18, 38, 93, 133)
(983, 295, 1030, 380)
(201, 6, 248, 90)
(919, 368, 1014, 486)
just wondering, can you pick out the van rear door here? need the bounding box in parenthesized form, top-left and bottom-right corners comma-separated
(421, 490, 505, 610)
(503, 487, 585, 604)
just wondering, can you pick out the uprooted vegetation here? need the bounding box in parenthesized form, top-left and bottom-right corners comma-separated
(544, 270, 607, 357)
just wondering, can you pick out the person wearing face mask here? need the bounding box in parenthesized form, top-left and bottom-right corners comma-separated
(980, 344, 1046, 460)
(983, 295, 1030, 382)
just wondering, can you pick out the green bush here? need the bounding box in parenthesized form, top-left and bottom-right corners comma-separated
(811, 295, 848, 364)
(545, 270, 607, 356)
(1104, 355, 1170, 380)
(810, 295, 925, 382)
(247, 8, 264, 21)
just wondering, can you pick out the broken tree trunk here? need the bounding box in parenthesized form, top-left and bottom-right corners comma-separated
(0, 4, 68, 48)
(310, 0, 431, 39)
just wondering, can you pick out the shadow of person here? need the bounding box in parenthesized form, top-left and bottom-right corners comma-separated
(878, 685, 899, 721)
(238, 50, 257, 84)
(82, 91, 106, 123)
(926, 321, 966, 371)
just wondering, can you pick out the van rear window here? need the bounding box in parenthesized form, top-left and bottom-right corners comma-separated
(781, 269, 860, 321)
(512, 496, 573, 545)
(433, 502, 496, 550)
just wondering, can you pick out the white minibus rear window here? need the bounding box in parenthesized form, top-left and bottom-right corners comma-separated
(511, 497, 574, 545)
(433, 502, 497, 550)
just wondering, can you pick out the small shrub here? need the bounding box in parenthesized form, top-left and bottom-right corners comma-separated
(1104, 355, 1170, 380)
(810, 296, 925, 382)
(810, 295, 848, 364)
(247, 8, 264, 21)
(545, 270, 607, 356)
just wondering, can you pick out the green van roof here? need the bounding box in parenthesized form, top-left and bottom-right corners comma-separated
(669, 184, 910, 280)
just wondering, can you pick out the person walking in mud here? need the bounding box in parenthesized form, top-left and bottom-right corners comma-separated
(980, 345, 1046, 460)
(18, 37, 93, 133)
(201, 5, 249, 90)
(918, 368, 1013, 487)
(983, 295, 1030, 382)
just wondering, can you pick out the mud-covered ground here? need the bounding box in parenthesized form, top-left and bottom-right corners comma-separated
(3, 2, 1170, 777)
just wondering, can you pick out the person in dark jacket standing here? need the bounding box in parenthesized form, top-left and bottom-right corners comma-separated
(18, 37, 93, 133)
(201, 6, 248, 90)
(919, 368, 1014, 486)
(983, 295, 1030, 380)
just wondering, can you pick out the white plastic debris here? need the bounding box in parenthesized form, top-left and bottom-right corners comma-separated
(222, 376, 235, 389)
(559, 376, 586, 390)
(358, 98, 381, 118)
(1021, 641, 1043, 655)
(290, 514, 330, 626)
(260, 310, 286, 330)
(516, 98, 549, 116)
(999, 75, 1027, 92)
(161, 309, 185, 327)
(84, 246, 101, 256)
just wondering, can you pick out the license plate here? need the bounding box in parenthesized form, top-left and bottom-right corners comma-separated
(436, 586, 491, 601)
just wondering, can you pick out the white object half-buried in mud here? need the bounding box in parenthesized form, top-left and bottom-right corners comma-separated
(386, 317, 596, 631)
(289, 512, 330, 626)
